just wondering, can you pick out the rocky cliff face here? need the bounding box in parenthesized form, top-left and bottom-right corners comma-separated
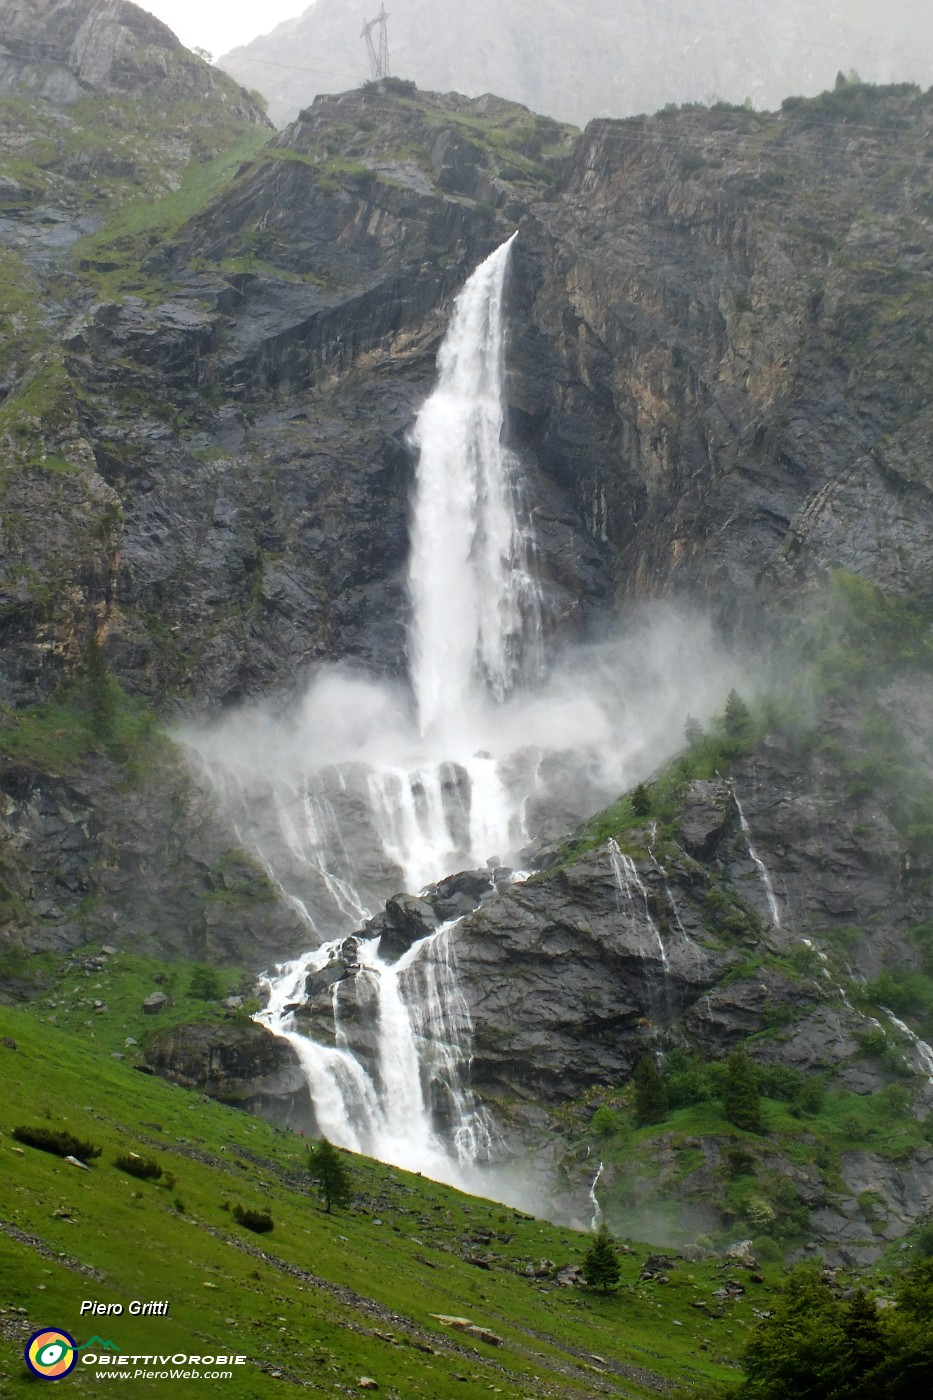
(508, 88, 933, 633)
(1, 14, 932, 1259)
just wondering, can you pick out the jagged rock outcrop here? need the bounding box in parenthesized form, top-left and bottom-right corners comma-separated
(144, 1019, 314, 1130)
(0, 746, 310, 961)
(452, 846, 738, 1102)
(0, 0, 266, 118)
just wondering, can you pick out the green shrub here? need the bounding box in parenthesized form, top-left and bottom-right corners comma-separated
(581, 1225, 621, 1291)
(590, 1104, 622, 1137)
(114, 1153, 163, 1180)
(723, 1052, 764, 1133)
(752, 1235, 783, 1263)
(631, 782, 651, 818)
(13, 1125, 101, 1160)
(915, 1220, 933, 1259)
(664, 1050, 717, 1108)
(756, 1063, 806, 1102)
(232, 1203, 273, 1234)
(187, 964, 222, 1000)
(633, 1055, 669, 1127)
(856, 1025, 888, 1058)
(726, 1147, 757, 1179)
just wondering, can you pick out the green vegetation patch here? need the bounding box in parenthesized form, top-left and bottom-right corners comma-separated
(71, 124, 272, 300)
(0, 999, 772, 1398)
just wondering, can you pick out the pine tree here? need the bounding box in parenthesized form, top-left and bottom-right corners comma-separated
(723, 1051, 763, 1132)
(632, 1055, 668, 1127)
(187, 964, 222, 1000)
(723, 688, 752, 739)
(582, 1225, 621, 1292)
(308, 1136, 351, 1212)
(631, 783, 651, 818)
(684, 713, 704, 746)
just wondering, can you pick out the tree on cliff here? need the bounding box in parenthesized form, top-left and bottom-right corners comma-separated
(724, 689, 752, 739)
(308, 1136, 351, 1212)
(723, 1051, 763, 1133)
(582, 1225, 621, 1292)
(633, 1055, 668, 1127)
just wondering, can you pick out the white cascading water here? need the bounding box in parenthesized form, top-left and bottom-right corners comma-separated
(881, 1009, 933, 1084)
(181, 235, 737, 1200)
(608, 837, 669, 971)
(409, 231, 541, 738)
(248, 236, 537, 1189)
(589, 1160, 605, 1230)
(732, 791, 783, 930)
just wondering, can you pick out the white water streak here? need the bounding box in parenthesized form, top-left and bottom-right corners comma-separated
(589, 1161, 605, 1231)
(258, 924, 492, 1185)
(733, 792, 782, 929)
(408, 231, 541, 739)
(608, 838, 669, 970)
(882, 1008, 933, 1083)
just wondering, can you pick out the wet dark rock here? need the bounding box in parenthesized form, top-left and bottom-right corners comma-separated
(0, 752, 310, 965)
(144, 1020, 313, 1131)
(453, 845, 739, 1102)
(368, 895, 439, 964)
(679, 782, 735, 860)
(424, 868, 501, 922)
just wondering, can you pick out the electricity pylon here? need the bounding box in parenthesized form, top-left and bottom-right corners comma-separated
(361, 5, 390, 81)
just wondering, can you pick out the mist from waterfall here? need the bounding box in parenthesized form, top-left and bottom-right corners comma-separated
(180, 235, 741, 1202)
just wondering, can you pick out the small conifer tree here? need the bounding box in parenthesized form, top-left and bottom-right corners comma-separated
(723, 1051, 763, 1132)
(633, 1054, 668, 1127)
(308, 1136, 352, 1212)
(723, 688, 752, 739)
(187, 964, 222, 1000)
(582, 1224, 621, 1292)
(631, 783, 651, 818)
(684, 713, 704, 746)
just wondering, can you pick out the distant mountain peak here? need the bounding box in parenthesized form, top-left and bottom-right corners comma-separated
(217, 0, 933, 129)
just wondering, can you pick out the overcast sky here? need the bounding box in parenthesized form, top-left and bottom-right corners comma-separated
(138, 1, 310, 57)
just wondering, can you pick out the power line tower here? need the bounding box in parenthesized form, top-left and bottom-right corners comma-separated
(360, 5, 391, 81)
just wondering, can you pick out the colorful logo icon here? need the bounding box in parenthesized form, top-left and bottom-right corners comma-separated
(24, 1329, 78, 1380)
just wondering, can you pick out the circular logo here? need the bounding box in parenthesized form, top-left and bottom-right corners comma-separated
(25, 1329, 78, 1380)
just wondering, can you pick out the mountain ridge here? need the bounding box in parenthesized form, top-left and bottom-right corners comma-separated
(218, 0, 933, 130)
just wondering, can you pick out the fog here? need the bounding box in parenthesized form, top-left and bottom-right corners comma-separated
(178, 602, 745, 935)
(217, 0, 933, 131)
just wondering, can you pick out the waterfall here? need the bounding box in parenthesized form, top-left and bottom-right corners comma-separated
(249, 237, 533, 1187)
(589, 1160, 605, 1231)
(258, 925, 495, 1184)
(881, 1008, 933, 1083)
(179, 234, 737, 1202)
(608, 838, 669, 970)
(408, 231, 541, 739)
(732, 791, 782, 930)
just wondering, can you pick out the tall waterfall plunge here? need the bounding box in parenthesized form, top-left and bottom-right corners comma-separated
(181, 236, 739, 1199)
(409, 232, 541, 739)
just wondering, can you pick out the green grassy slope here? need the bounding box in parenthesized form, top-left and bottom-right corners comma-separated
(0, 959, 782, 1398)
